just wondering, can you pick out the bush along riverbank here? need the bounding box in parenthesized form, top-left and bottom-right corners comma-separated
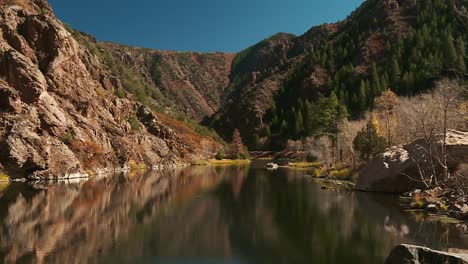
(402, 187, 468, 221)
(0, 171, 10, 192)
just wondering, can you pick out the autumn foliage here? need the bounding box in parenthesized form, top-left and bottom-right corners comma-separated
(155, 113, 220, 155)
(228, 129, 247, 159)
(70, 141, 105, 169)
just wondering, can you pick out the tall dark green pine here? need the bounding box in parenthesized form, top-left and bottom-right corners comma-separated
(280, 120, 288, 138)
(295, 111, 304, 138)
(371, 63, 381, 96)
(456, 37, 466, 71)
(391, 58, 401, 82)
(358, 82, 367, 113)
(304, 100, 316, 136)
(444, 33, 458, 67)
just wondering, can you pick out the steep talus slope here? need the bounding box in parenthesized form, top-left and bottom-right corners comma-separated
(0, 1, 217, 179)
(98, 42, 235, 121)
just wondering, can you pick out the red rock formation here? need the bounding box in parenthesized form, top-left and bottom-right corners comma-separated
(0, 1, 216, 179)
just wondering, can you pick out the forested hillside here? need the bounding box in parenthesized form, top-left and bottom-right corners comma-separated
(213, 0, 468, 149)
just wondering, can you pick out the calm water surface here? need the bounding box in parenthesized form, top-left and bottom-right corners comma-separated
(0, 161, 467, 264)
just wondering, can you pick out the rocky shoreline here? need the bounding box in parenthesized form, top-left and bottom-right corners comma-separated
(401, 187, 468, 221)
(386, 244, 468, 263)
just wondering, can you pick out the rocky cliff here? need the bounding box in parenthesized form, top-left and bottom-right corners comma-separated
(0, 0, 218, 179)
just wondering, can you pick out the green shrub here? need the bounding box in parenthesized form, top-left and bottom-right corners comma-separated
(306, 153, 318, 162)
(115, 89, 126, 98)
(60, 131, 76, 145)
(241, 147, 251, 160)
(215, 151, 224, 160)
(128, 117, 141, 131)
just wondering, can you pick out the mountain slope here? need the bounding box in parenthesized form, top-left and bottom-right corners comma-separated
(67, 31, 235, 122)
(213, 0, 468, 147)
(101, 42, 235, 121)
(0, 0, 219, 179)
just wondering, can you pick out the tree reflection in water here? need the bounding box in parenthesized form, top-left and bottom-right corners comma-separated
(0, 165, 467, 264)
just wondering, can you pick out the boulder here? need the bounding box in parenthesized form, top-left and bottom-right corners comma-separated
(356, 130, 468, 193)
(385, 244, 468, 264)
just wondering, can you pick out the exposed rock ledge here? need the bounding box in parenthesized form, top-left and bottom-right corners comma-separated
(385, 244, 468, 264)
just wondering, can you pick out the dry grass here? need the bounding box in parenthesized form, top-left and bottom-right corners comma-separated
(209, 159, 251, 166)
(191, 160, 210, 166)
(288, 162, 324, 168)
(330, 168, 352, 180)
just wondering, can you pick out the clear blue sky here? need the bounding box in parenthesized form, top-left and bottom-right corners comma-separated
(49, 0, 365, 53)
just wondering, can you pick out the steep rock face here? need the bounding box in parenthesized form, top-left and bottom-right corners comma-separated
(101, 42, 235, 121)
(0, 1, 212, 179)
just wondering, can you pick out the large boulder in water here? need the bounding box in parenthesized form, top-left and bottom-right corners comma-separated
(356, 130, 468, 193)
(385, 244, 468, 264)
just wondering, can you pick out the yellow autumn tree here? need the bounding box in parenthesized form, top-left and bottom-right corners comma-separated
(374, 89, 398, 147)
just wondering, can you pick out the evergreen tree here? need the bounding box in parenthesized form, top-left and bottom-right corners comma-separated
(391, 58, 401, 82)
(358, 82, 367, 113)
(295, 111, 304, 137)
(456, 37, 466, 71)
(353, 120, 386, 161)
(303, 100, 316, 136)
(444, 33, 458, 66)
(280, 120, 289, 138)
(371, 63, 381, 96)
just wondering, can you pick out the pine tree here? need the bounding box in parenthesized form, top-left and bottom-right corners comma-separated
(280, 120, 289, 138)
(444, 33, 458, 66)
(391, 58, 401, 81)
(371, 63, 381, 95)
(353, 120, 386, 161)
(456, 37, 466, 71)
(359, 81, 367, 113)
(295, 110, 304, 138)
(304, 100, 316, 136)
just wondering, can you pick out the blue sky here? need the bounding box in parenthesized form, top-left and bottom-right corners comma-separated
(49, 0, 365, 53)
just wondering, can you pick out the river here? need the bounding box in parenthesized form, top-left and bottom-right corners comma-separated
(0, 162, 467, 264)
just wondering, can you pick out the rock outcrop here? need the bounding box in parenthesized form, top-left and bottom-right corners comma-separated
(356, 130, 468, 193)
(0, 1, 216, 179)
(385, 244, 468, 264)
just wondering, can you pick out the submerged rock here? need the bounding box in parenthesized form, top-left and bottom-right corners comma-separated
(385, 244, 468, 264)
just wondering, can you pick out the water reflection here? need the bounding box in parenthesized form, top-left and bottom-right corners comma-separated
(0, 165, 467, 264)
